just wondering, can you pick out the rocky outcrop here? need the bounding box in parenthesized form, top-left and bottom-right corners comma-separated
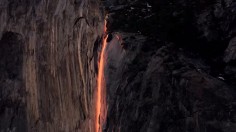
(0, 0, 104, 131)
(105, 40, 236, 131)
(104, 0, 236, 132)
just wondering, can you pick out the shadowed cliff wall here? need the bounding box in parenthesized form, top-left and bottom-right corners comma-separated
(104, 0, 236, 132)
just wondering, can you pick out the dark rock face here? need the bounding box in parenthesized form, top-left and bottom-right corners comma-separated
(107, 0, 236, 56)
(0, 31, 26, 132)
(106, 42, 236, 132)
(104, 0, 236, 132)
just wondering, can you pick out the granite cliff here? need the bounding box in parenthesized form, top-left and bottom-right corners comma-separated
(0, 0, 104, 131)
(1, 0, 236, 132)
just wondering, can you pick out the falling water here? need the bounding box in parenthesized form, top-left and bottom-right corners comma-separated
(95, 19, 108, 132)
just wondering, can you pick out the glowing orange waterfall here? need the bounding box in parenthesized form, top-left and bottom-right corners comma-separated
(95, 20, 108, 132)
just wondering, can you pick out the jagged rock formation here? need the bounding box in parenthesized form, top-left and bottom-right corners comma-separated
(0, 0, 104, 131)
(104, 0, 236, 132)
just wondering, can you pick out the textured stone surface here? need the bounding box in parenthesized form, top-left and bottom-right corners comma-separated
(0, 0, 104, 131)
(1, 0, 236, 132)
(104, 0, 236, 132)
(105, 41, 236, 131)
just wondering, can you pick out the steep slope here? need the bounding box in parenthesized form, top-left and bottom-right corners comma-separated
(0, 0, 104, 131)
(104, 0, 236, 131)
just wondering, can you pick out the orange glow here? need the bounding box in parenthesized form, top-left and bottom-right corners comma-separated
(115, 34, 123, 45)
(95, 20, 108, 132)
(115, 34, 120, 40)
